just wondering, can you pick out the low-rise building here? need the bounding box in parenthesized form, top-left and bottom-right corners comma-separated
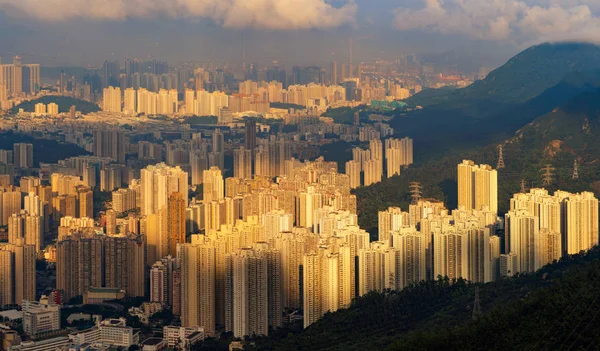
(69, 317, 139, 348)
(83, 288, 125, 304)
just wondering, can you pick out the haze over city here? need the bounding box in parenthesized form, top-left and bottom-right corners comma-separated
(1, 0, 600, 67)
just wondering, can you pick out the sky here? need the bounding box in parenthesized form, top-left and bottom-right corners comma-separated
(0, 0, 599, 70)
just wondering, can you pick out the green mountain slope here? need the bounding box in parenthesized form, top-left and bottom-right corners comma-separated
(356, 88, 600, 234)
(408, 42, 600, 112)
(12, 96, 100, 114)
(389, 49, 600, 162)
(249, 247, 600, 351)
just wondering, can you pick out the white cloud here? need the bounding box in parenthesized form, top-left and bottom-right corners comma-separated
(393, 0, 600, 43)
(0, 0, 357, 30)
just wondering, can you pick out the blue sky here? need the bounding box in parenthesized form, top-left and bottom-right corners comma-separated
(0, 0, 598, 69)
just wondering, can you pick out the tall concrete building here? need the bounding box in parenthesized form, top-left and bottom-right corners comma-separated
(506, 189, 597, 272)
(245, 119, 257, 152)
(392, 228, 427, 288)
(458, 160, 498, 214)
(190, 151, 208, 186)
(140, 163, 188, 217)
(8, 211, 43, 252)
(302, 253, 321, 329)
(433, 231, 469, 281)
(0, 56, 40, 96)
(93, 130, 127, 164)
(233, 147, 252, 180)
(179, 241, 216, 336)
(57, 232, 146, 301)
(378, 207, 406, 243)
(226, 248, 269, 338)
(561, 191, 599, 255)
(77, 186, 94, 219)
(168, 192, 186, 257)
(203, 167, 224, 203)
(13, 143, 33, 168)
(150, 257, 178, 305)
(0, 240, 36, 305)
(103, 86, 122, 113)
(345, 160, 361, 189)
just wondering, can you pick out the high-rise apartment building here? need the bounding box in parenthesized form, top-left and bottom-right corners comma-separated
(103, 60, 120, 88)
(140, 163, 189, 216)
(13, 143, 33, 168)
(234, 147, 252, 180)
(103, 86, 122, 113)
(150, 258, 176, 305)
(245, 119, 257, 151)
(93, 130, 127, 164)
(345, 160, 361, 189)
(179, 241, 216, 335)
(378, 207, 406, 243)
(458, 160, 498, 214)
(0, 240, 36, 306)
(203, 167, 224, 203)
(168, 192, 186, 257)
(225, 248, 269, 338)
(57, 232, 146, 301)
(8, 211, 43, 252)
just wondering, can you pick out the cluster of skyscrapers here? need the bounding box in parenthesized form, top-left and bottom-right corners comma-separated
(346, 137, 413, 188)
(0, 56, 41, 107)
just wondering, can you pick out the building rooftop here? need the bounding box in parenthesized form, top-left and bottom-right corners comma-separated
(142, 338, 164, 346)
(0, 310, 23, 320)
(86, 287, 125, 293)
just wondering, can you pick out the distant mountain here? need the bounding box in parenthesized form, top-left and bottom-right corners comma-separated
(12, 96, 101, 114)
(389, 43, 600, 162)
(408, 42, 600, 115)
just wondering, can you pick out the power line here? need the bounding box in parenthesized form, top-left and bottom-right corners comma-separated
(409, 181, 423, 204)
(572, 160, 579, 180)
(520, 179, 527, 193)
(496, 145, 505, 169)
(541, 164, 556, 187)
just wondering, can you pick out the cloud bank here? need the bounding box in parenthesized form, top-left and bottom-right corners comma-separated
(393, 0, 600, 43)
(0, 0, 357, 30)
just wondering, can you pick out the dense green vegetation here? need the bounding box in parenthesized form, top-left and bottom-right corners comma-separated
(270, 102, 306, 110)
(12, 96, 100, 114)
(0, 131, 90, 167)
(407, 42, 600, 110)
(182, 116, 219, 125)
(321, 105, 395, 125)
(246, 247, 600, 350)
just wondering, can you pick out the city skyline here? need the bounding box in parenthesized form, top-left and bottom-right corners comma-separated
(1, 3, 600, 349)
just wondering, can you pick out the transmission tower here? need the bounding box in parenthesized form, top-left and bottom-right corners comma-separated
(541, 164, 555, 186)
(572, 160, 579, 180)
(409, 182, 423, 204)
(520, 179, 527, 193)
(472, 286, 482, 321)
(496, 145, 505, 169)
